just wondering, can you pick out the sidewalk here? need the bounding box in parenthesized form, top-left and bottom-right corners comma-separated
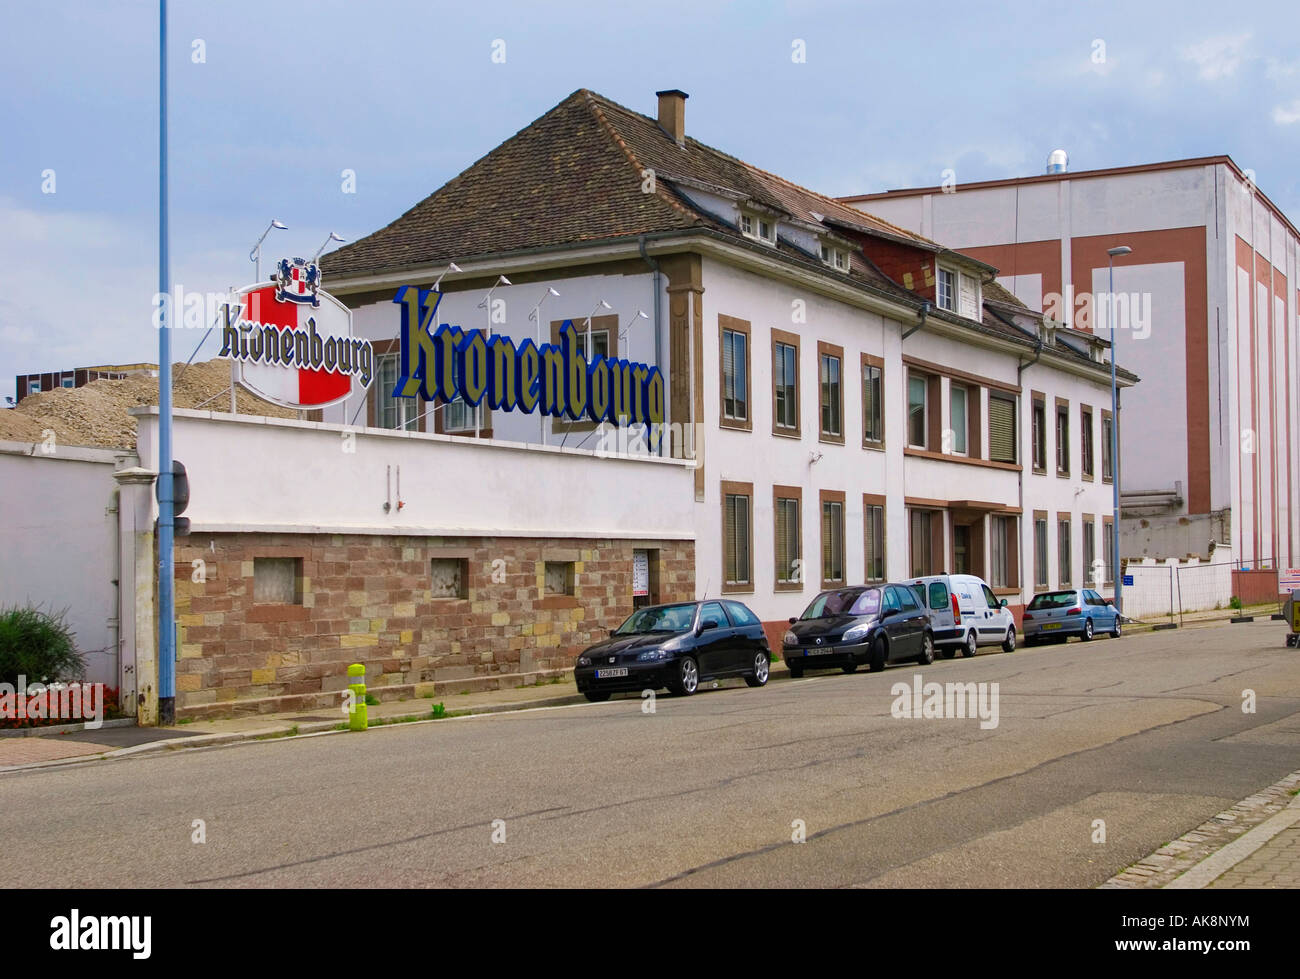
(1125, 600, 1283, 633)
(0, 662, 793, 772)
(1102, 770, 1300, 888)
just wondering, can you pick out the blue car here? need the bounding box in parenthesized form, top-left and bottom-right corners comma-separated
(1021, 588, 1121, 645)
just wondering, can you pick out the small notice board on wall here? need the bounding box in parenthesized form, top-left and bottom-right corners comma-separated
(632, 550, 649, 598)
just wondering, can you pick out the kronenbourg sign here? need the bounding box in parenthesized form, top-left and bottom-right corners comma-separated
(218, 257, 375, 410)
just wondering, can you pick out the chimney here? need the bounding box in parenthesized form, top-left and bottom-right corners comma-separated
(656, 89, 689, 146)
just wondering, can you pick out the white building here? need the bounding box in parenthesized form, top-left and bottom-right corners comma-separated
(841, 156, 1297, 605)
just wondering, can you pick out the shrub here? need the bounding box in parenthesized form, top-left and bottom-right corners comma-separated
(0, 605, 84, 687)
(1229, 596, 1243, 611)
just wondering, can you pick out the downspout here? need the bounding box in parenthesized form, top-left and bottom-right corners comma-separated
(902, 300, 930, 340)
(1016, 333, 1045, 602)
(639, 235, 664, 454)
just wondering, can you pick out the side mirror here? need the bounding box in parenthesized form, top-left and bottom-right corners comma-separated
(788, 616, 797, 625)
(1000, 599, 1009, 608)
(1104, 598, 1113, 606)
(880, 607, 898, 619)
(698, 618, 720, 634)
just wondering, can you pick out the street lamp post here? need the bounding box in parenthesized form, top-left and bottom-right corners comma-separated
(242, 219, 287, 411)
(530, 287, 560, 445)
(1107, 244, 1132, 616)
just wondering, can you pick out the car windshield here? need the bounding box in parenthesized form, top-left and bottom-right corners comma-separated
(800, 589, 872, 619)
(1028, 591, 1079, 610)
(613, 603, 696, 634)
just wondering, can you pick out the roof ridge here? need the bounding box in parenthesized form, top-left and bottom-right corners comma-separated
(581, 91, 701, 223)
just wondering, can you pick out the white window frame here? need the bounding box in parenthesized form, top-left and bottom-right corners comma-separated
(907, 371, 928, 449)
(376, 353, 420, 432)
(820, 242, 850, 271)
(739, 210, 777, 245)
(949, 383, 968, 456)
(936, 267, 956, 311)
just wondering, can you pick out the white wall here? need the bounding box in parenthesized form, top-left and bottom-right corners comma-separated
(133, 408, 695, 542)
(0, 442, 135, 685)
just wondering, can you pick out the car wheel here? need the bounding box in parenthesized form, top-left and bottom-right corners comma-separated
(962, 630, 978, 658)
(746, 651, 770, 687)
(668, 656, 699, 695)
(583, 690, 611, 703)
(1002, 627, 1017, 652)
(869, 637, 887, 673)
(1081, 618, 1094, 642)
(787, 661, 804, 678)
(916, 631, 935, 665)
(1110, 619, 1122, 639)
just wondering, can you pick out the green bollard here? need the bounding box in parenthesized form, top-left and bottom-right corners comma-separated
(348, 663, 368, 731)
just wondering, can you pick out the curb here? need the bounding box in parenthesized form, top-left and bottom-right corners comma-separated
(1100, 769, 1300, 888)
(0, 717, 136, 739)
(1165, 794, 1300, 889)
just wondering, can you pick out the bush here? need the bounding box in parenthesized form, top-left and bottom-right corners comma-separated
(0, 605, 84, 687)
(1229, 596, 1243, 611)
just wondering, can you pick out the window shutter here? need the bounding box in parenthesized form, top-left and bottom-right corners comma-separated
(988, 396, 1016, 462)
(725, 496, 738, 583)
(959, 273, 978, 318)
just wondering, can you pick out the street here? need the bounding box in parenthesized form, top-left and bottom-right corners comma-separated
(2, 619, 1297, 888)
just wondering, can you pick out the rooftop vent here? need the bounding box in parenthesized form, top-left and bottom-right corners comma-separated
(1046, 149, 1069, 175)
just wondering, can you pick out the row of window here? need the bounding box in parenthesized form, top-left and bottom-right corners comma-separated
(720, 485, 1117, 598)
(1030, 394, 1114, 481)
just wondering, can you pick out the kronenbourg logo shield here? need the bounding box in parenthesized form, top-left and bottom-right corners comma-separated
(219, 257, 374, 410)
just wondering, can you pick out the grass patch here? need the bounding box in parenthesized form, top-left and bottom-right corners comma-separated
(429, 702, 447, 719)
(177, 717, 194, 725)
(364, 693, 379, 706)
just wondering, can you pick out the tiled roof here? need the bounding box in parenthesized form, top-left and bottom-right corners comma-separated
(323, 89, 935, 287)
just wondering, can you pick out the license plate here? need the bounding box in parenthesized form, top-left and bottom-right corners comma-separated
(805, 648, 834, 656)
(595, 667, 628, 678)
(1042, 623, 1062, 631)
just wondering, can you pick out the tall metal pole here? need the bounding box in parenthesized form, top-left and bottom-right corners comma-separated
(1108, 255, 1121, 618)
(157, 0, 176, 725)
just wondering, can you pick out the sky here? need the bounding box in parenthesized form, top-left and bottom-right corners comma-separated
(2, 0, 1298, 403)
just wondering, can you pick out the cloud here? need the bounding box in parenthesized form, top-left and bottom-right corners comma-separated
(1274, 100, 1300, 126)
(1181, 32, 1252, 81)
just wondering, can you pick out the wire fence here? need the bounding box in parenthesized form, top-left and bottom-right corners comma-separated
(1120, 552, 1293, 628)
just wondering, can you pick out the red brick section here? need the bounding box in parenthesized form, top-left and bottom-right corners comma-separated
(861, 239, 937, 303)
(172, 533, 693, 719)
(1231, 569, 1284, 607)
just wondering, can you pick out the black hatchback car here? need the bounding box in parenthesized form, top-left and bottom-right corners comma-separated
(574, 600, 771, 701)
(782, 583, 935, 676)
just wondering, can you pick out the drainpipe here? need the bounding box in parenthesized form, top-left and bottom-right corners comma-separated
(902, 300, 930, 340)
(1015, 333, 1045, 604)
(639, 235, 664, 454)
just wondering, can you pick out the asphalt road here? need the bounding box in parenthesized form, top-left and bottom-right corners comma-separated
(3, 620, 1297, 888)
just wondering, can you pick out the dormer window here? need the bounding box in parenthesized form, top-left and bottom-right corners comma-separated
(820, 244, 850, 272)
(936, 265, 981, 319)
(739, 211, 776, 244)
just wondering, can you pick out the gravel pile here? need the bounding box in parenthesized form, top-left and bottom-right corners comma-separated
(0, 360, 298, 450)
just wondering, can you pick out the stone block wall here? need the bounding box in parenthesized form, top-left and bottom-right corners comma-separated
(172, 533, 694, 718)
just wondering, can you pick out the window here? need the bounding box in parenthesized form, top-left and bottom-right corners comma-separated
(28, 381, 40, 396)
(864, 500, 886, 582)
(1058, 517, 1072, 586)
(1032, 394, 1046, 472)
(699, 601, 728, 629)
(862, 355, 883, 446)
(377, 354, 419, 431)
(60, 377, 75, 389)
(820, 243, 850, 271)
(907, 372, 928, 447)
(723, 482, 753, 590)
(544, 561, 575, 596)
(937, 267, 956, 311)
(1102, 518, 1115, 584)
(818, 343, 843, 441)
(958, 272, 980, 319)
(990, 516, 1009, 588)
(720, 320, 749, 426)
(1034, 514, 1049, 588)
(574, 329, 610, 361)
(724, 601, 760, 627)
(253, 557, 303, 605)
(909, 509, 934, 578)
(1081, 407, 1095, 478)
(820, 494, 845, 587)
(739, 211, 775, 243)
(772, 333, 799, 434)
(950, 384, 968, 454)
(1055, 400, 1070, 475)
(988, 393, 1017, 463)
(1083, 517, 1097, 585)
(1101, 410, 1114, 481)
(430, 557, 469, 599)
(774, 490, 802, 588)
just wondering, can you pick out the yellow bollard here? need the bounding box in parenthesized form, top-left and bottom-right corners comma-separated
(348, 663, 367, 731)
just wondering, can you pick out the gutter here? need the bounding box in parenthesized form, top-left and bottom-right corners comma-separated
(902, 300, 931, 340)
